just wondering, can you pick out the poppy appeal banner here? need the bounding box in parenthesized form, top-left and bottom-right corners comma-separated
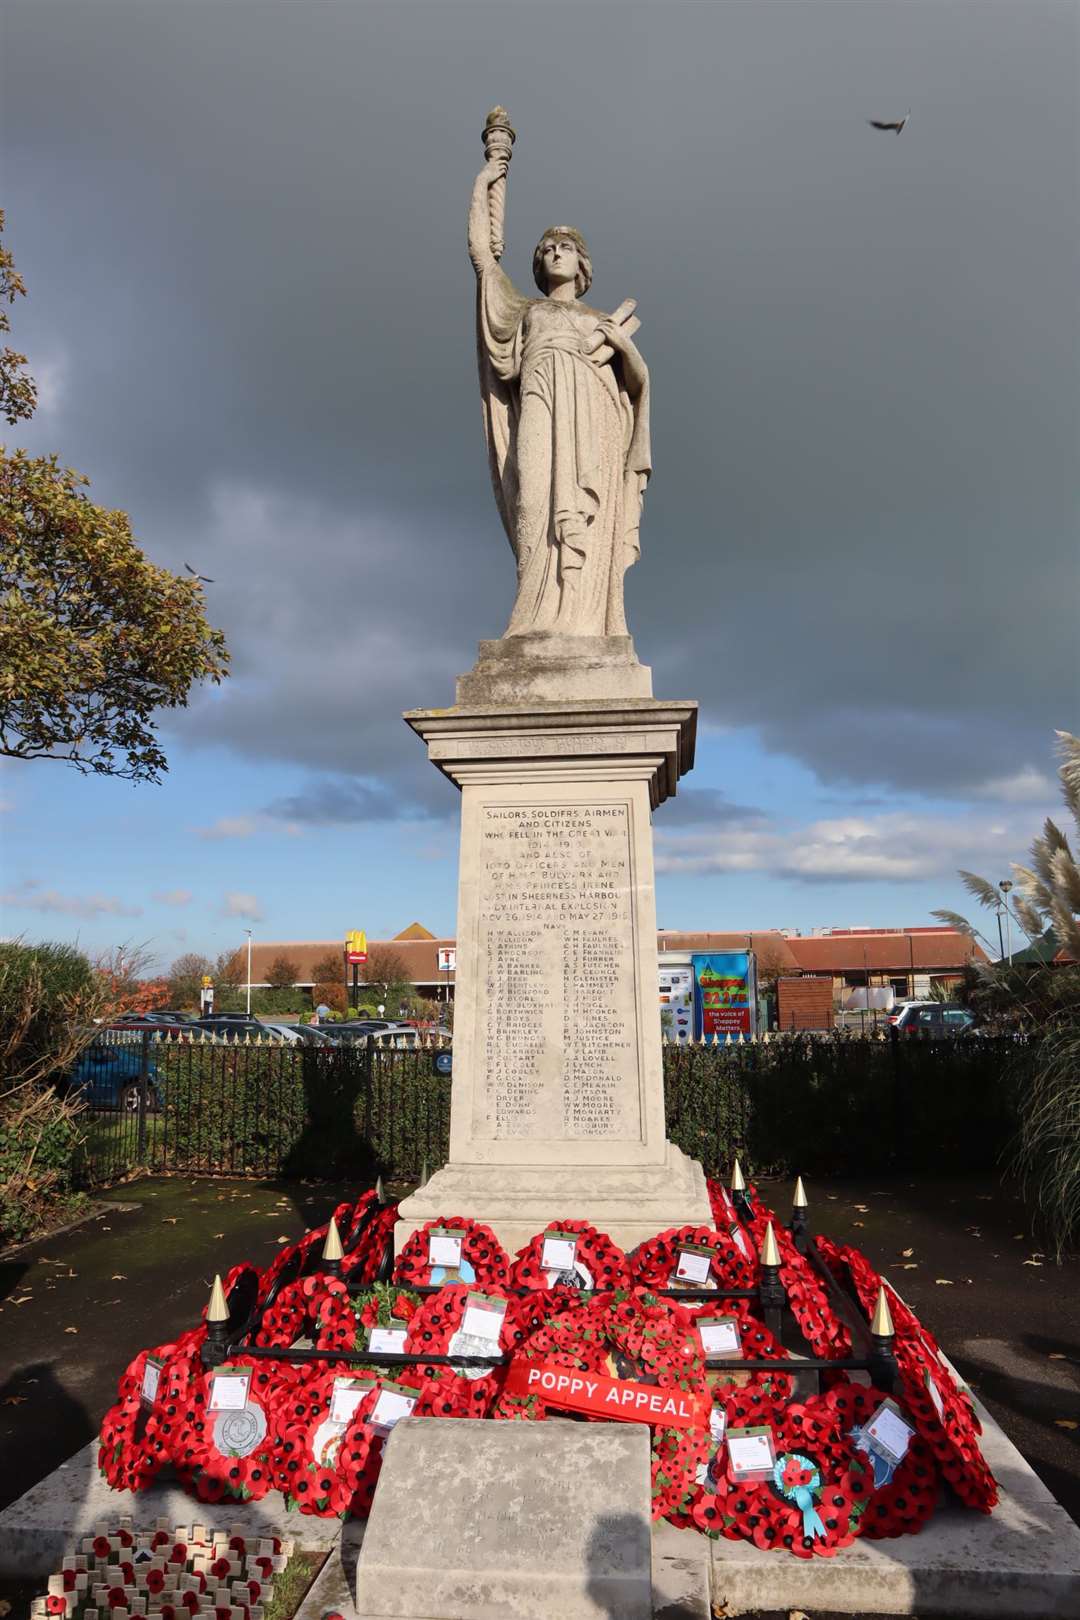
(503, 1361, 707, 1430)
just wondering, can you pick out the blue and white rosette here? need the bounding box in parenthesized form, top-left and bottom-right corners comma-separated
(773, 1451, 827, 1542)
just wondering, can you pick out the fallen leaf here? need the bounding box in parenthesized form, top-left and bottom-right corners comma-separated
(899, 1262, 919, 1270)
(110, 1274, 127, 1281)
(1023, 1260, 1044, 1268)
(11, 1296, 32, 1306)
(853, 1221, 865, 1228)
(162, 1217, 179, 1225)
(64, 1325, 78, 1334)
(853, 1204, 869, 1213)
(2, 1396, 27, 1406)
(212, 1232, 225, 1239)
(934, 1278, 954, 1286)
(276, 1235, 289, 1243)
(1012, 1233, 1025, 1239)
(1055, 1419, 1078, 1431)
(1049, 1353, 1067, 1361)
(901, 1247, 915, 1258)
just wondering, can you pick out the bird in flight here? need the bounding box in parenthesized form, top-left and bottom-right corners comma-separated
(867, 110, 910, 134)
(184, 562, 215, 583)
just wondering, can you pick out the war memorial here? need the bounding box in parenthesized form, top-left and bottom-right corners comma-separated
(5, 108, 1080, 1620)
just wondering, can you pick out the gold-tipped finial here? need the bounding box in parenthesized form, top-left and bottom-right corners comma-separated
(871, 1285, 895, 1338)
(793, 1175, 808, 1208)
(322, 1216, 343, 1262)
(730, 1158, 746, 1192)
(759, 1221, 781, 1268)
(207, 1273, 229, 1323)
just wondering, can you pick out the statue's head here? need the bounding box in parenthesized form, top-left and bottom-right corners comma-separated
(533, 227, 592, 297)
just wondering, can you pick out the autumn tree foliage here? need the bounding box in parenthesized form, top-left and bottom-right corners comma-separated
(311, 952, 344, 986)
(265, 954, 300, 989)
(0, 215, 229, 782)
(312, 980, 347, 1015)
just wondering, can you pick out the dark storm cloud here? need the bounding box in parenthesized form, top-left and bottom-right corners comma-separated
(4, 1, 1076, 813)
(658, 787, 768, 827)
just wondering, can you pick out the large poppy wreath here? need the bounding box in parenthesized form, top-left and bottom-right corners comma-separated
(509, 1220, 631, 1294)
(815, 1237, 996, 1513)
(98, 1333, 203, 1492)
(314, 1282, 420, 1355)
(329, 1370, 445, 1519)
(393, 1216, 510, 1290)
(403, 1283, 515, 1418)
(492, 1288, 709, 1521)
(821, 1380, 941, 1538)
(631, 1222, 758, 1293)
(691, 1390, 873, 1558)
(268, 1361, 384, 1517)
(167, 1357, 298, 1504)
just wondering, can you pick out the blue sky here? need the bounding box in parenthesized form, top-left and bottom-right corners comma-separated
(2, 1, 1074, 972)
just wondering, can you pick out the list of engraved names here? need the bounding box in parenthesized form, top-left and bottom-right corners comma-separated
(478, 802, 641, 1142)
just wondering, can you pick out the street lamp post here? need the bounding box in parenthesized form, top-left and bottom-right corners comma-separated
(245, 928, 253, 1015)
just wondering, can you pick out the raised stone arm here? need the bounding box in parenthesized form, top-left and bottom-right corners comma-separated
(469, 107, 515, 274)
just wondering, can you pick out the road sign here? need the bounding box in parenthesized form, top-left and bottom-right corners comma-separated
(437, 947, 456, 973)
(345, 928, 368, 965)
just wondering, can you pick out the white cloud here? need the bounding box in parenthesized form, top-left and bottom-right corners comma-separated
(1, 879, 141, 918)
(153, 888, 193, 906)
(655, 809, 1047, 885)
(222, 891, 264, 921)
(196, 812, 304, 841)
(32, 348, 71, 416)
(197, 815, 260, 841)
(973, 765, 1059, 804)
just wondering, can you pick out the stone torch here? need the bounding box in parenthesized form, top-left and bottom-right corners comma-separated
(482, 105, 515, 262)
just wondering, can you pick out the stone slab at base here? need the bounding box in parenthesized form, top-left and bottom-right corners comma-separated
(0, 1443, 346, 1578)
(353, 1418, 653, 1620)
(456, 633, 653, 705)
(706, 1389, 1080, 1617)
(395, 1143, 713, 1256)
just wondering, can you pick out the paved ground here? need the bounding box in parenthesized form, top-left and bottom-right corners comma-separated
(1, 1168, 1077, 1614)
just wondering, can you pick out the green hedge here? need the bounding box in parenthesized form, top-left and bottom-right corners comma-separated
(79, 1032, 1024, 1189)
(664, 1033, 1025, 1177)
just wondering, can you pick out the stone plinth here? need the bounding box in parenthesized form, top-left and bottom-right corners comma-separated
(395, 698, 713, 1255)
(456, 633, 653, 705)
(353, 1418, 653, 1620)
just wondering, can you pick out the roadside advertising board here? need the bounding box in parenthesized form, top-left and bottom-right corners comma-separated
(692, 951, 756, 1038)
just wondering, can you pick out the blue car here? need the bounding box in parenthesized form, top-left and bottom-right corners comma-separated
(66, 1043, 163, 1112)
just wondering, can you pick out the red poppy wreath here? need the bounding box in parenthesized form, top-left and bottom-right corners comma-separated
(739, 1204, 850, 1361)
(393, 1216, 510, 1290)
(821, 1379, 941, 1537)
(167, 1356, 298, 1504)
(403, 1282, 515, 1417)
(509, 1219, 631, 1294)
(492, 1288, 709, 1520)
(268, 1361, 384, 1517)
(632, 1222, 757, 1293)
(314, 1281, 420, 1355)
(98, 1335, 202, 1492)
(815, 1238, 996, 1513)
(691, 1389, 874, 1558)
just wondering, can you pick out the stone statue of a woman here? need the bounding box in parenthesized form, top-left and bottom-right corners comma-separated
(468, 111, 651, 641)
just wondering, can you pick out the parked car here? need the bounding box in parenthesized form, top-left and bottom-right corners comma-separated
(65, 1043, 163, 1112)
(888, 1002, 976, 1037)
(257, 1021, 302, 1044)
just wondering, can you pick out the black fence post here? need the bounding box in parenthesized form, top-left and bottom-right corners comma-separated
(136, 1030, 149, 1167)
